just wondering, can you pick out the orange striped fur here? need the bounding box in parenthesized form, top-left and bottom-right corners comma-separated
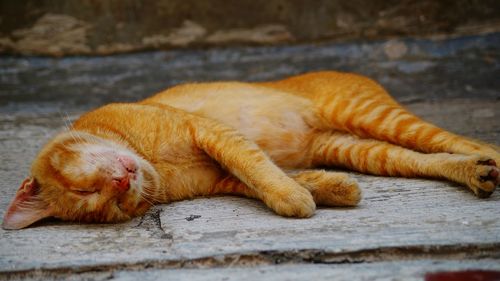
(3, 71, 499, 229)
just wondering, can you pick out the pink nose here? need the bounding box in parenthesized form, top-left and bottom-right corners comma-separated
(113, 156, 137, 192)
(118, 156, 137, 174)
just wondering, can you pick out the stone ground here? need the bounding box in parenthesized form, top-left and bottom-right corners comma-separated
(0, 34, 499, 280)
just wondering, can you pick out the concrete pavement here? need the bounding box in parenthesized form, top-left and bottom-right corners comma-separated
(1, 33, 499, 280)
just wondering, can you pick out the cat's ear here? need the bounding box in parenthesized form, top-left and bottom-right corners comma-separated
(2, 177, 51, 230)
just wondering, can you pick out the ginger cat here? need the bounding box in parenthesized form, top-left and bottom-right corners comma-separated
(3, 71, 499, 229)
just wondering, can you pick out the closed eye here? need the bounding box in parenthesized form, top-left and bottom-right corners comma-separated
(71, 188, 97, 196)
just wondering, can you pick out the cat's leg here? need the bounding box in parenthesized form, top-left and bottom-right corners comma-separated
(142, 101, 315, 217)
(310, 73, 500, 162)
(191, 115, 316, 217)
(211, 170, 361, 207)
(309, 132, 500, 197)
(344, 104, 500, 163)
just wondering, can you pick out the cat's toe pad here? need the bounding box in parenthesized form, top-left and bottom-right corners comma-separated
(468, 158, 499, 198)
(477, 159, 497, 167)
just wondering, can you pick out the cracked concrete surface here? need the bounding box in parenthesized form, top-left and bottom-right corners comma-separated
(0, 34, 499, 280)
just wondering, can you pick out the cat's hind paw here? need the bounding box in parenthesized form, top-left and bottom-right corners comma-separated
(312, 175, 361, 206)
(467, 158, 499, 198)
(290, 170, 361, 207)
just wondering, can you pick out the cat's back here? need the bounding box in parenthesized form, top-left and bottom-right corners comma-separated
(143, 81, 319, 131)
(144, 82, 308, 115)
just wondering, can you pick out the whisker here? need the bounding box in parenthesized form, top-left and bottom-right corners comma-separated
(139, 194, 155, 206)
(59, 111, 86, 145)
(140, 181, 157, 205)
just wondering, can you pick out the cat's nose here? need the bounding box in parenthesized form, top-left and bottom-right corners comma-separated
(117, 156, 137, 174)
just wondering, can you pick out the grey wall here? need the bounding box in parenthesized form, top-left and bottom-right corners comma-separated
(1, 0, 500, 56)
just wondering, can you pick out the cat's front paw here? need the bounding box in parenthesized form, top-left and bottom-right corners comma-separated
(264, 185, 316, 218)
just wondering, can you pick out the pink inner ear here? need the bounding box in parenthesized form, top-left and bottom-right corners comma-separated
(18, 177, 36, 193)
(2, 177, 51, 230)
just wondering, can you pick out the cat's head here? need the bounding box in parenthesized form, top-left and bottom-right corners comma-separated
(2, 131, 159, 229)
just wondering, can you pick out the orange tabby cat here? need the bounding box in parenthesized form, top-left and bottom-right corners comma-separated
(3, 71, 499, 229)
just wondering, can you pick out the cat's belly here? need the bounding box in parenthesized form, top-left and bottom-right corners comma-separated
(235, 106, 314, 168)
(154, 83, 321, 168)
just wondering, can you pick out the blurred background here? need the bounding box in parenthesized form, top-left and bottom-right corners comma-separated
(1, 0, 499, 56)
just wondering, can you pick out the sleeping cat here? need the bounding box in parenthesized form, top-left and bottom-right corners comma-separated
(3, 71, 499, 229)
